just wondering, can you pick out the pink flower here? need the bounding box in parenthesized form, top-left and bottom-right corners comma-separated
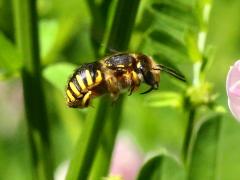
(226, 60, 240, 121)
(109, 136, 143, 180)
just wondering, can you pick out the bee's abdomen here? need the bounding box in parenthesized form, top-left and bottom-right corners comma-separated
(66, 62, 103, 108)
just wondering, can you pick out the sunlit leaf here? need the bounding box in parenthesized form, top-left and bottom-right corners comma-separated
(43, 62, 77, 94)
(136, 1, 196, 66)
(200, 45, 215, 73)
(149, 30, 188, 56)
(39, 19, 58, 60)
(161, 156, 186, 180)
(0, 32, 22, 79)
(139, 38, 188, 63)
(145, 91, 183, 108)
(137, 153, 185, 180)
(185, 30, 202, 63)
(151, 1, 196, 28)
(137, 155, 163, 180)
(188, 114, 222, 180)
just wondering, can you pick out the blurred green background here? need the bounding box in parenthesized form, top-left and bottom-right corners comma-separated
(0, 0, 240, 179)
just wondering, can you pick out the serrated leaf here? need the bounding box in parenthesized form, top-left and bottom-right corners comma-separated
(135, 7, 156, 32)
(148, 7, 188, 32)
(137, 155, 163, 180)
(43, 62, 77, 94)
(0, 32, 22, 79)
(139, 38, 189, 64)
(149, 30, 188, 56)
(151, 1, 197, 28)
(151, 19, 185, 42)
(188, 114, 222, 180)
(152, 53, 186, 73)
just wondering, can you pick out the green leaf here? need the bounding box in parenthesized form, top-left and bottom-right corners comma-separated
(136, 0, 203, 67)
(39, 19, 58, 60)
(137, 153, 185, 180)
(137, 155, 163, 180)
(185, 30, 202, 63)
(188, 114, 222, 180)
(139, 38, 188, 63)
(145, 91, 183, 108)
(200, 45, 215, 74)
(149, 30, 188, 56)
(41, 0, 92, 65)
(151, 1, 196, 28)
(161, 156, 186, 180)
(43, 62, 77, 94)
(0, 32, 22, 78)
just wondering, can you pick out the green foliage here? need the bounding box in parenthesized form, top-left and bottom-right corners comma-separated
(137, 153, 186, 180)
(13, 0, 54, 179)
(1, 0, 240, 179)
(188, 114, 221, 180)
(43, 63, 76, 94)
(0, 32, 22, 78)
(137, 155, 163, 180)
(145, 91, 183, 108)
(65, 97, 110, 180)
(66, 0, 140, 179)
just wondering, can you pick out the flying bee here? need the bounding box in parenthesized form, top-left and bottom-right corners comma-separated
(66, 52, 186, 108)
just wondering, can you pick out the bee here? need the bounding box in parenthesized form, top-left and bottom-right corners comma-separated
(66, 52, 186, 108)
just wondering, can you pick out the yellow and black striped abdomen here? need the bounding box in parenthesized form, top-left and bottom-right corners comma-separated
(66, 62, 103, 108)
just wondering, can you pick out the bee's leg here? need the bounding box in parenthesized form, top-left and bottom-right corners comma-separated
(128, 71, 141, 96)
(128, 86, 134, 96)
(140, 86, 154, 94)
(105, 76, 119, 100)
(110, 92, 119, 102)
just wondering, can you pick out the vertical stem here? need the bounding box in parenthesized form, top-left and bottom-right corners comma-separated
(182, 108, 195, 165)
(89, 97, 124, 179)
(65, 98, 110, 180)
(192, 62, 201, 86)
(13, 0, 53, 179)
(90, 0, 141, 179)
(86, 0, 112, 55)
(66, 0, 140, 179)
(106, 0, 141, 51)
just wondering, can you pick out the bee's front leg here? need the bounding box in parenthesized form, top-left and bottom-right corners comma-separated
(128, 71, 141, 96)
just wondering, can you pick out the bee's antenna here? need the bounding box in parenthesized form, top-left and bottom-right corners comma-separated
(153, 64, 186, 82)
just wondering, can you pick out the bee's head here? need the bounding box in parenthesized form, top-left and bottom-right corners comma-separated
(136, 54, 160, 90)
(135, 54, 186, 94)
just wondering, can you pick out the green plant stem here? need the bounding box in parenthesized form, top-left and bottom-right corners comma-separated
(106, 0, 141, 51)
(90, 0, 141, 179)
(86, 0, 111, 55)
(66, 98, 110, 180)
(182, 108, 195, 164)
(66, 0, 140, 179)
(13, 0, 53, 179)
(89, 97, 124, 179)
